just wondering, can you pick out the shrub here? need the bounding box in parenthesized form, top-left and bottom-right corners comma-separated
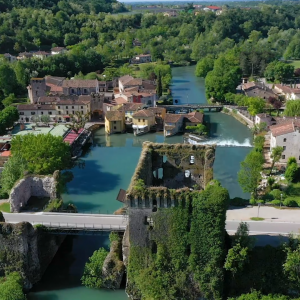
(223, 108, 229, 113)
(285, 162, 299, 183)
(283, 198, 298, 207)
(270, 200, 281, 206)
(267, 177, 275, 187)
(249, 198, 257, 205)
(270, 189, 284, 200)
(230, 197, 248, 206)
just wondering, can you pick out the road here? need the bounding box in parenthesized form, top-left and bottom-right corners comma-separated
(3, 212, 300, 236)
(2, 212, 127, 231)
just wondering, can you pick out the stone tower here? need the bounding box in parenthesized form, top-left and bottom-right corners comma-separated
(27, 78, 46, 103)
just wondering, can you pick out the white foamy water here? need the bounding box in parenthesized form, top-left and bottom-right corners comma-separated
(188, 138, 252, 147)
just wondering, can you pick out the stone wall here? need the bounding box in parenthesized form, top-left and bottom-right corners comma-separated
(0, 221, 64, 290)
(10, 172, 58, 212)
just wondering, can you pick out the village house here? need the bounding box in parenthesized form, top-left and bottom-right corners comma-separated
(132, 39, 142, 47)
(17, 52, 33, 60)
(33, 51, 51, 60)
(242, 82, 277, 100)
(132, 109, 155, 135)
(255, 113, 276, 127)
(130, 54, 152, 64)
(3, 53, 17, 63)
(17, 104, 57, 123)
(98, 81, 108, 92)
(148, 107, 167, 131)
(27, 78, 47, 103)
(184, 112, 204, 128)
(51, 47, 67, 55)
(117, 103, 145, 122)
(203, 5, 222, 14)
(163, 11, 178, 17)
(274, 84, 300, 101)
(118, 75, 143, 92)
(270, 120, 300, 163)
(62, 79, 99, 95)
(105, 111, 125, 134)
(164, 114, 184, 137)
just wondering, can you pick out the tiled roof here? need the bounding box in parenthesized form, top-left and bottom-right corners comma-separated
(51, 47, 66, 52)
(275, 84, 300, 95)
(148, 107, 166, 113)
(106, 111, 124, 121)
(62, 79, 98, 88)
(47, 83, 63, 93)
(113, 97, 128, 105)
(186, 112, 203, 123)
(120, 103, 145, 111)
(38, 95, 91, 104)
(242, 82, 256, 90)
(119, 75, 135, 85)
(132, 109, 154, 118)
(270, 121, 300, 137)
(165, 114, 183, 123)
(33, 51, 50, 55)
(18, 104, 56, 110)
(45, 76, 65, 86)
(207, 5, 221, 9)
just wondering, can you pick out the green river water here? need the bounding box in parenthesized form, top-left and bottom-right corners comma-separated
(27, 65, 252, 300)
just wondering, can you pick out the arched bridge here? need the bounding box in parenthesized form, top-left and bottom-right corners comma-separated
(3, 212, 300, 237)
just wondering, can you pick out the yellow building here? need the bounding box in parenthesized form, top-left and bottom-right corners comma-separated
(105, 111, 125, 134)
(132, 109, 155, 135)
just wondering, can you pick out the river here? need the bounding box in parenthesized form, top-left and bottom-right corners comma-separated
(27, 65, 252, 300)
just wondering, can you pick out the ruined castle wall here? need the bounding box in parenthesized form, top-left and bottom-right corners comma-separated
(10, 173, 58, 213)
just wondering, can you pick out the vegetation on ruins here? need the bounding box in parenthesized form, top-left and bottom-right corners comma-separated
(0, 272, 25, 300)
(127, 181, 229, 300)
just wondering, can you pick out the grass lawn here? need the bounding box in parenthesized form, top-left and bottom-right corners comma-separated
(251, 217, 265, 221)
(0, 202, 10, 213)
(288, 60, 300, 69)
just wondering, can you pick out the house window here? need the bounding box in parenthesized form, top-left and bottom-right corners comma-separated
(84, 89, 87, 94)
(66, 106, 68, 109)
(58, 106, 60, 109)
(138, 119, 140, 122)
(41, 112, 43, 115)
(82, 111, 84, 114)
(71, 89, 75, 94)
(81, 106, 83, 109)
(283, 138, 287, 142)
(143, 119, 145, 122)
(21, 118, 23, 120)
(66, 111, 69, 114)
(72, 111, 74, 114)
(114, 121, 116, 124)
(283, 146, 286, 150)
(58, 111, 61, 114)
(114, 126, 116, 130)
(72, 106, 74, 109)
(31, 112, 35, 115)
(19, 112, 24, 115)
(49, 111, 52, 115)
(282, 155, 285, 159)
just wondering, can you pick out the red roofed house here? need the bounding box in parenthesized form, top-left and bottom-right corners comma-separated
(203, 5, 222, 14)
(132, 109, 155, 135)
(270, 119, 300, 163)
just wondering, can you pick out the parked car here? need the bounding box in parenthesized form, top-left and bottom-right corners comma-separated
(185, 170, 191, 178)
(190, 155, 195, 164)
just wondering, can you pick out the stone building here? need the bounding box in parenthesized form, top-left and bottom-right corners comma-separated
(27, 78, 47, 104)
(62, 79, 99, 95)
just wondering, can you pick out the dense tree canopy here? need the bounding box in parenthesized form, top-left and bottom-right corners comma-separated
(11, 134, 72, 175)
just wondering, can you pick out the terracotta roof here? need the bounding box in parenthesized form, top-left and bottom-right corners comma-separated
(125, 86, 139, 92)
(17, 104, 56, 110)
(119, 75, 135, 85)
(33, 51, 50, 56)
(186, 112, 203, 123)
(256, 113, 269, 118)
(18, 52, 33, 57)
(207, 5, 221, 9)
(106, 111, 124, 121)
(275, 84, 300, 95)
(132, 109, 154, 118)
(45, 76, 65, 86)
(38, 95, 91, 104)
(242, 82, 256, 90)
(56, 100, 90, 105)
(120, 103, 145, 111)
(165, 114, 183, 123)
(270, 121, 300, 137)
(47, 83, 63, 93)
(148, 107, 166, 113)
(113, 97, 128, 105)
(62, 79, 98, 88)
(51, 47, 66, 52)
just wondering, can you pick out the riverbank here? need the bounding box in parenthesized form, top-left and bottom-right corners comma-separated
(222, 107, 254, 127)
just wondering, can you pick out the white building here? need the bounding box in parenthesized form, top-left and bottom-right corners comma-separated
(270, 120, 300, 163)
(274, 84, 300, 101)
(51, 47, 67, 55)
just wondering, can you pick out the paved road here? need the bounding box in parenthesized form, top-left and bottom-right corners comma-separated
(3, 212, 300, 235)
(3, 212, 127, 231)
(226, 220, 300, 235)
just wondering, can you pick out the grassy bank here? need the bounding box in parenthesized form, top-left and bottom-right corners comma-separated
(222, 108, 249, 127)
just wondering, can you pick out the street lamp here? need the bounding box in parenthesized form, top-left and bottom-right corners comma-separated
(280, 193, 283, 209)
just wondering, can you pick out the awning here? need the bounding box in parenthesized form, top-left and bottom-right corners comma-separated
(63, 115, 70, 118)
(132, 125, 147, 129)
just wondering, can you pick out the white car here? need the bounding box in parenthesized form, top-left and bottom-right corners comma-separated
(185, 170, 191, 178)
(190, 155, 195, 164)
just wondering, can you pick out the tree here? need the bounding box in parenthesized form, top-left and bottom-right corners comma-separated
(0, 106, 19, 135)
(234, 222, 255, 249)
(157, 71, 162, 97)
(195, 56, 215, 78)
(265, 61, 294, 82)
(66, 111, 90, 134)
(269, 146, 284, 176)
(283, 244, 300, 288)
(238, 150, 264, 198)
(224, 243, 248, 276)
(40, 115, 51, 125)
(247, 97, 265, 116)
(251, 122, 267, 136)
(268, 97, 282, 115)
(285, 162, 299, 183)
(11, 134, 72, 175)
(0, 154, 28, 195)
(0, 65, 18, 96)
(0, 272, 25, 300)
(81, 248, 108, 288)
(2, 94, 14, 107)
(284, 100, 300, 117)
